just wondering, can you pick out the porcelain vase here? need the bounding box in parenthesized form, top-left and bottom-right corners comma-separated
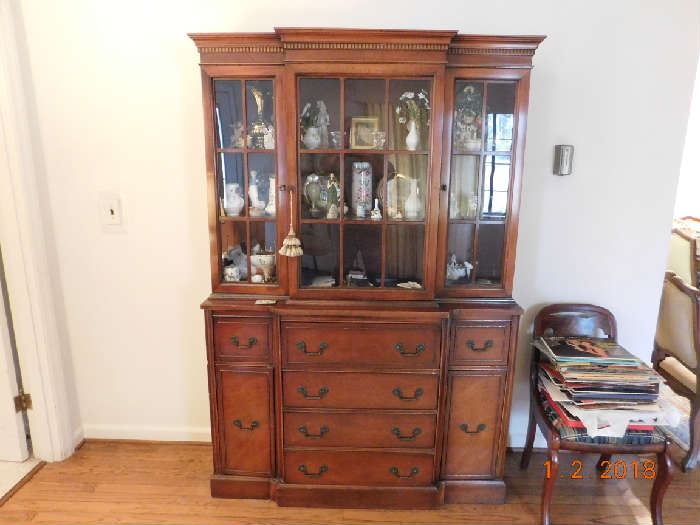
(405, 120, 420, 151)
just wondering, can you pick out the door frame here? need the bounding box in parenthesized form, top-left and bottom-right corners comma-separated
(0, 1, 81, 462)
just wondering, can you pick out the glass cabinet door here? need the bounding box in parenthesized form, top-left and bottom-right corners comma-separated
(214, 78, 278, 285)
(297, 76, 431, 290)
(445, 80, 516, 287)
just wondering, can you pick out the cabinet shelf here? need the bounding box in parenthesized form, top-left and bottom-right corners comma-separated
(219, 216, 276, 222)
(300, 148, 430, 155)
(217, 147, 275, 154)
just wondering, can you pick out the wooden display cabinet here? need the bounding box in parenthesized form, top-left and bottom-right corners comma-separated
(193, 28, 544, 509)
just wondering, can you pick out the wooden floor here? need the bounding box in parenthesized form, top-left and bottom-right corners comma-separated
(1, 441, 699, 525)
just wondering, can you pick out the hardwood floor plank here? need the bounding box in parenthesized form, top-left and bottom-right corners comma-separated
(0, 441, 698, 525)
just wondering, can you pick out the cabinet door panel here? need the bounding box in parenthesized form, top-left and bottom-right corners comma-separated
(443, 373, 504, 478)
(218, 367, 273, 475)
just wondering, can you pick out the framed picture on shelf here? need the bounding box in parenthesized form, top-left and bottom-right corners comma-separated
(350, 117, 379, 149)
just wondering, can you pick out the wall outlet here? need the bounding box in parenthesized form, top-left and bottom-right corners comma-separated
(98, 192, 125, 232)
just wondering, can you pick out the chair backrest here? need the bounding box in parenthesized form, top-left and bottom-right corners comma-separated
(655, 272, 700, 371)
(668, 228, 698, 285)
(533, 303, 617, 340)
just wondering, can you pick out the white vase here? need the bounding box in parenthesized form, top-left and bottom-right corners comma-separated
(405, 120, 420, 151)
(265, 177, 276, 216)
(404, 178, 421, 219)
(224, 183, 244, 216)
(302, 126, 321, 149)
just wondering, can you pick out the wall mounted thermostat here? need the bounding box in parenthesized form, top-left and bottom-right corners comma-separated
(553, 144, 574, 176)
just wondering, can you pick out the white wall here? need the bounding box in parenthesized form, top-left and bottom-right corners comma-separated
(15, 0, 700, 444)
(676, 59, 700, 218)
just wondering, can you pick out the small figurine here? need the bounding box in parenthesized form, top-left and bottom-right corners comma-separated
(229, 122, 246, 148)
(326, 203, 339, 219)
(265, 176, 276, 216)
(248, 171, 266, 216)
(316, 100, 330, 148)
(326, 173, 340, 219)
(446, 253, 473, 282)
(223, 265, 241, 282)
(263, 125, 275, 149)
(370, 198, 382, 220)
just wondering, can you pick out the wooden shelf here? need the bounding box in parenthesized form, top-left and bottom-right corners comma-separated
(299, 148, 430, 155)
(217, 147, 275, 154)
(219, 215, 276, 222)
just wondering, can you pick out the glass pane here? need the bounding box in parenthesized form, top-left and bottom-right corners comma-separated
(250, 222, 277, 284)
(248, 153, 276, 218)
(481, 155, 510, 219)
(345, 78, 386, 150)
(300, 224, 340, 287)
(385, 154, 428, 221)
(453, 81, 483, 154)
(345, 155, 383, 220)
(449, 155, 479, 220)
(300, 154, 341, 219)
(386, 224, 424, 288)
(389, 79, 431, 151)
(221, 221, 248, 283)
(485, 83, 516, 152)
(475, 223, 505, 284)
(214, 80, 243, 149)
(218, 153, 245, 218)
(299, 78, 340, 150)
(245, 80, 275, 150)
(446, 223, 475, 286)
(344, 224, 382, 287)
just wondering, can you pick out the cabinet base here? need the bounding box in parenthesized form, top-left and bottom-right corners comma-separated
(210, 476, 506, 508)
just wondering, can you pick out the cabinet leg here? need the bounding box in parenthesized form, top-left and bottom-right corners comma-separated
(520, 404, 537, 469)
(650, 451, 674, 525)
(541, 448, 559, 525)
(596, 454, 611, 473)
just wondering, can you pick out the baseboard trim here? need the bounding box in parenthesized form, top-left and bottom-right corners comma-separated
(85, 437, 212, 446)
(82, 424, 211, 443)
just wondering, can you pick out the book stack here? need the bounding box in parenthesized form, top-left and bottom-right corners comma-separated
(534, 336, 666, 441)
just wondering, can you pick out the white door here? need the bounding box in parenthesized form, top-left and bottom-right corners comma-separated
(0, 272, 29, 461)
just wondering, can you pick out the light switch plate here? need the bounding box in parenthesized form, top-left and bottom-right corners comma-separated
(98, 191, 125, 232)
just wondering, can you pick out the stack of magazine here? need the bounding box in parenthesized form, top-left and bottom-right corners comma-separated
(534, 336, 668, 439)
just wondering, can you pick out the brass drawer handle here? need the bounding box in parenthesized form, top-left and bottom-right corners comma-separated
(298, 425, 329, 439)
(391, 427, 422, 441)
(460, 423, 487, 434)
(296, 341, 328, 356)
(395, 343, 426, 356)
(389, 466, 419, 479)
(230, 336, 258, 349)
(298, 464, 328, 477)
(392, 387, 424, 401)
(297, 386, 329, 400)
(232, 419, 259, 431)
(466, 339, 493, 352)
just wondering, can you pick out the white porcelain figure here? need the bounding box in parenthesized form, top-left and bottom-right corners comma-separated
(223, 265, 240, 282)
(316, 101, 330, 148)
(248, 171, 266, 216)
(224, 183, 245, 217)
(326, 203, 339, 219)
(405, 120, 420, 151)
(263, 125, 275, 149)
(370, 198, 382, 220)
(265, 176, 276, 216)
(302, 126, 322, 149)
(404, 178, 421, 219)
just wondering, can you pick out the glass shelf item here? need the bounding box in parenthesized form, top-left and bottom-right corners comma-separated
(299, 78, 340, 150)
(245, 80, 275, 150)
(385, 154, 428, 221)
(345, 78, 386, 150)
(386, 224, 425, 288)
(389, 79, 431, 152)
(300, 224, 340, 288)
(443, 79, 516, 288)
(343, 224, 382, 287)
(344, 155, 382, 220)
(300, 154, 341, 220)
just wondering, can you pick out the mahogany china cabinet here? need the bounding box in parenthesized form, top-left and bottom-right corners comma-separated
(191, 28, 544, 508)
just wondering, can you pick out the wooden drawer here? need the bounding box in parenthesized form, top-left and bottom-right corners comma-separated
(443, 373, 504, 478)
(213, 317, 270, 361)
(284, 450, 434, 486)
(283, 371, 438, 410)
(218, 367, 273, 475)
(451, 323, 509, 365)
(282, 322, 440, 368)
(283, 411, 436, 449)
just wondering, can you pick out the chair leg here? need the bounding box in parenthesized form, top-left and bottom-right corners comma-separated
(650, 450, 675, 525)
(596, 453, 612, 473)
(520, 402, 537, 469)
(541, 448, 559, 525)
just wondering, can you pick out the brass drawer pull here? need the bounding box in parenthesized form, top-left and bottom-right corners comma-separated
(466, 339, 493, 352)
(460, 423, 487, 434)
(297, 386, 329, 400)
(392, 387, 424, 401)
(298, 425, 330, 439)
(230, 336, 258, 349)
(298, 464, 328, 477)
(391, 427, 422, 441)
(232, 419, 259, 431)
(296, 341, 328, 356)
(389, 466, 419, 479)
(395, 342, 426, 356)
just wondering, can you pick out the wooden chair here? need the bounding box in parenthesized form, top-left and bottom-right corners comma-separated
(520, 304, 673, 525)
(653, 271, 700, 471)
(668, 228, 698, 286)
